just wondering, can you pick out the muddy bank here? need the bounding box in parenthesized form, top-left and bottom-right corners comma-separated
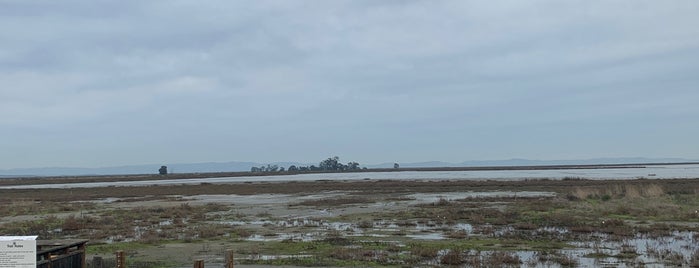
(1, 178, 698, 202)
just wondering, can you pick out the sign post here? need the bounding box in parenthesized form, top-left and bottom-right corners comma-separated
(0, 236, 37, 268)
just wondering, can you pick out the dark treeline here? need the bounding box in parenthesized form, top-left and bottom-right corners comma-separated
(250, 156, 365, 173)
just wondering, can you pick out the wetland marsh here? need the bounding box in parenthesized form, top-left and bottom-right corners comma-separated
(1, 175, 699, 267)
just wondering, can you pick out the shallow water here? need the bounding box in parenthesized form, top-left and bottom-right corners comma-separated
(236, 224, 698, 267)
(3, 164, 698, 189)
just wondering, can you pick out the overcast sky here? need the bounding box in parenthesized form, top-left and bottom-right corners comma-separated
(1, 1, 698, 169)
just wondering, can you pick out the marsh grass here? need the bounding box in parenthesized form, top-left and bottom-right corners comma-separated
(570, 183, 665, 200)
(0, 201, 231, 242)
(618, 242, 638, 258)
(408, 243, 439, 259)
(690, 249, 699, 267)
(485, 251, 521, 267)
(440, 249, 464, 265)
(4, 179, 699, 267)
(446, 230, 469, 239)
(0, 200, 96, 217)
(295, 197, 373, 207)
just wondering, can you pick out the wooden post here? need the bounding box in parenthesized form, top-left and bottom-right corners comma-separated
(116, 250, 126, 268)
(79, 243, 87, 268)
(225, 249, 235, 268)
(194, 259, 204, 268)
(47, 254, 56, 268)
(48, 254, 58, 268)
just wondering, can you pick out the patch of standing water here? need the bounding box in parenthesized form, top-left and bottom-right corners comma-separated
(5, 164, 699, 189)
(454, 223, 473, 232)
(246, 233, 321, 242)
(244, 254, 314, 261)
(568, 231, 699, 267)
(535, 226, 568, 235)
(406, 232, 445, 240)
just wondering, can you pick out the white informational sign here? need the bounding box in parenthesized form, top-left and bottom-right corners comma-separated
(0, 236, 37, 268)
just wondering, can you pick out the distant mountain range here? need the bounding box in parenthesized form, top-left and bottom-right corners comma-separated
(0, 157, 696, 177)
(365, 157, 698, 168)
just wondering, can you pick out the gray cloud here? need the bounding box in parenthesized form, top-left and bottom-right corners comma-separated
(1, 1, 698, 168)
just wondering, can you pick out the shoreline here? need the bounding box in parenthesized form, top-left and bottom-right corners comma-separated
(1, 161, 698, 187)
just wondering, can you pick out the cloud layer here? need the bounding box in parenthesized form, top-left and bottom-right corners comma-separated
(2, 1, 699, 168)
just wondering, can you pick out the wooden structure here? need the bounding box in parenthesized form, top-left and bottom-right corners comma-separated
(36, 239, 88, 268)
(225, 249, 235, 268)
(115, 250, 125, 268)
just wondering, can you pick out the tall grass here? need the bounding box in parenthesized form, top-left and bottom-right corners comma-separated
(570, 183, 665, 200)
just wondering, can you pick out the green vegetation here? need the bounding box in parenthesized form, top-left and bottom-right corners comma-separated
(252, 156, 362, 173)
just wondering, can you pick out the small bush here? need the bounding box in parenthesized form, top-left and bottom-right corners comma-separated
(440, 249, 463, 265)
(409, 244, 438, 259)
(485, 251, 520, 266)
(358, 220, 373, 229)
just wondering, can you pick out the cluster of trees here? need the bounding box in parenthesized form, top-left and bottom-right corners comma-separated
(251, 156, 363, 173)
(289, 156, 362, 172)
(250, 164, 285, 173)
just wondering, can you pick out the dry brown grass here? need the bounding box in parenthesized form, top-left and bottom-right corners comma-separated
(446, 230, 469, 239)
(485, 251, 521, 267)
(409, 244, 439, 259)
(0, 200, 232, 243)
(690, 249, 699, 267)
(440, 249, 464, 265)
(570, 183, 665, 200)
(0, 200, 96, 217)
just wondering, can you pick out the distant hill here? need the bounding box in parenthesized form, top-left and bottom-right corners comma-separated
(366, 157, 696, 168)
(1, 157, 695, 177)
(0, 161, 307, 177)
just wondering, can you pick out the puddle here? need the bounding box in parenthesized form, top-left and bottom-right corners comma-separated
(87, 197, 123, 203)
(224, 215, 699, 267)
(454, 223, 473, 232)
(246, 233, 320, 242)
(568, 231, 699, 267)
(244, 254, 314, 260)
(406, 232, 445, 240)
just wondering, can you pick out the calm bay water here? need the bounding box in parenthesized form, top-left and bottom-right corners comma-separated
(2, 164, 699, 189)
